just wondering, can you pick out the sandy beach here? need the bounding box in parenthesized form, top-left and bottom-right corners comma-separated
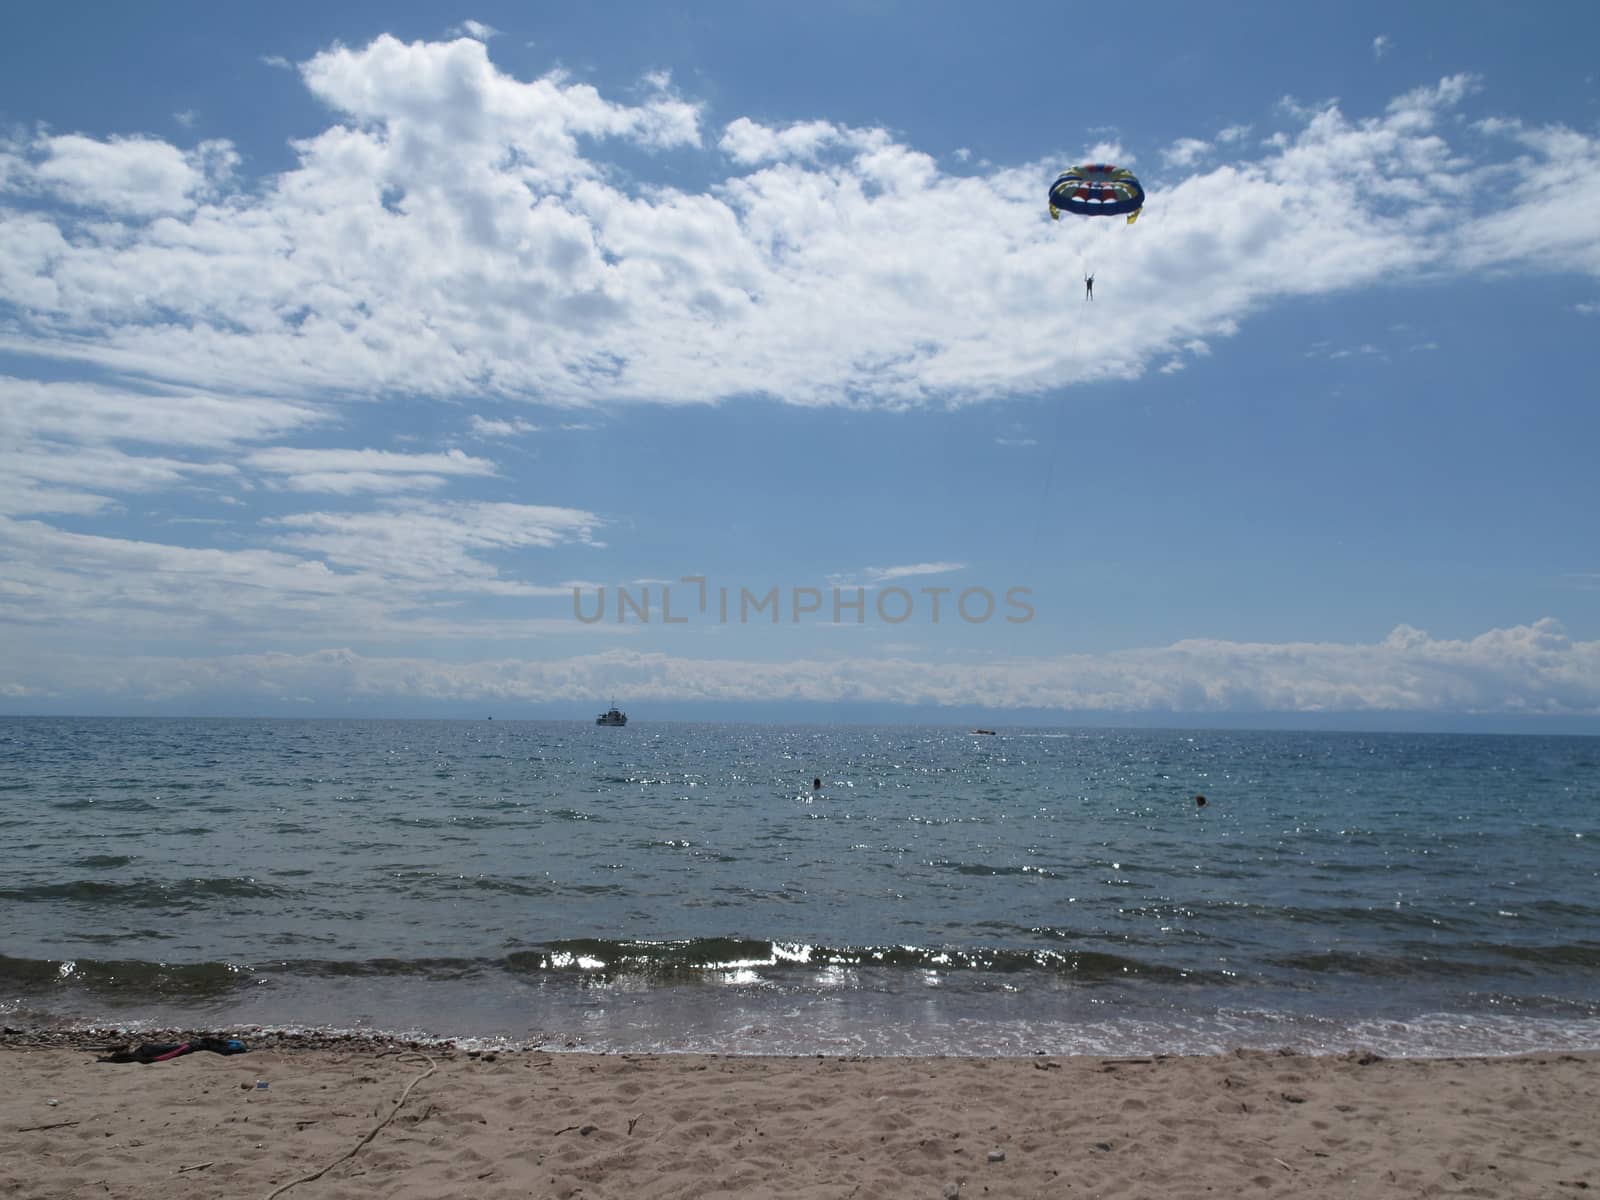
(1, 1035, 1595, 1199)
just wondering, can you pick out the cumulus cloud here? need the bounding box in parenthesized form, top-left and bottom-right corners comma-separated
(718, 117, 884, 165)
(7, 620, 1595, 715)
(1161, 127, 1249, 170)
(1162, 137, 1212, 169)
(26, 133, 236, 216)
(0, 38, 1589, 414)
(1373, 34, 1393, 60)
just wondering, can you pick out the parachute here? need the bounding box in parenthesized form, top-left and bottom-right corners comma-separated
(1048, 164, 1144, 224)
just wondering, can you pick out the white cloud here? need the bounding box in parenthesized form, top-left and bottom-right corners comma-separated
(1373, 34, 1393, 60)
(1162, 127, 1249, 170)
(1385, 73, 1479, 131)
(0, 514, 372, 639)
(0, 495, 606, 647)
(1454, 123, 1600, 276)
(448, 19, 500, 41)
(299, 34, 701, 160)
(1307, 333, 1411, 362)
(1162, 137, 1212, 169)
(245, 447, 498, 493)
(268, 500, 601, 582)
(862, 562, 966, 583)
(0, 376, 325, 517)
(1158, 337, 1212, 374)
(26, 133, 236, 216)
(0, 434, 240, 518)
(469, 414, 541, 437)
(1577, 301, 1599, 315)
(1473, 116, 1522, 137)
(1086, 137, 1127, 161)
(1276, 94, 1336, 122)
(0, 377, 322, 448)
(718, 117, 884, 165)
(9, 619, 1594, 715)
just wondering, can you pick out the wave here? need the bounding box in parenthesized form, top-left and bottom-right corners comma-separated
(0, 876, 285, 907)
(1491, 942, 1600, 969)
(1270, 941, 1600, 979)
(0, 937, 1221, 998)
(0, 953, 253, 998)
(927, 859, 1065, 879)
(9, 935, 1595, 1002)
(505, 938, 1215, 984)
(1271, 950, 1494, 980)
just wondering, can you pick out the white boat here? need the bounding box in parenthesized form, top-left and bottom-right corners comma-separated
(596, 702, 627, 726)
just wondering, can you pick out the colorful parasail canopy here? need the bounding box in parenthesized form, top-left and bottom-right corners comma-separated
(1048, 164, 1144, 224)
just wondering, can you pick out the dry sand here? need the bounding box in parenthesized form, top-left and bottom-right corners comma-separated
(2, 1036, 1595, 1198)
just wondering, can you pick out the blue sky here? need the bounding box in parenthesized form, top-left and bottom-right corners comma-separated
(2, 1, 1598, 725)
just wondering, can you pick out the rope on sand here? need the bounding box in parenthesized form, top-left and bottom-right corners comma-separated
(264, 1050, 437, 1200)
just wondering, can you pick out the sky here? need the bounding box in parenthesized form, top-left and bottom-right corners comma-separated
(2, 1, 1598, 727)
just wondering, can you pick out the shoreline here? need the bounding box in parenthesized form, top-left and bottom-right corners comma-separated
(3, 1033, 1595, 1197)
(8, 1005, 1600, 1060)
(8, 1017, 1600, 1060)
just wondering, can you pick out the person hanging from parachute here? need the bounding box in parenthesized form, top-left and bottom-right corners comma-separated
(1050, 164, 1143, 300)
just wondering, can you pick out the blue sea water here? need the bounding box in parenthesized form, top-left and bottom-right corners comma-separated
(1, 717, 1596, 1056)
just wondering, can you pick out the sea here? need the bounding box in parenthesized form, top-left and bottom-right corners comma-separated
(2, 717, 1596, 1057)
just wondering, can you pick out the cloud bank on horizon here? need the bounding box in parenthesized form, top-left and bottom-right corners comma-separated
(5, 620, 1596, 717)
(2, 30, 1599, 719)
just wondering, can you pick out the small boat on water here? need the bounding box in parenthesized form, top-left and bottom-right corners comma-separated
(596, 702, 627, 727)
(971, 729, 997, 736)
